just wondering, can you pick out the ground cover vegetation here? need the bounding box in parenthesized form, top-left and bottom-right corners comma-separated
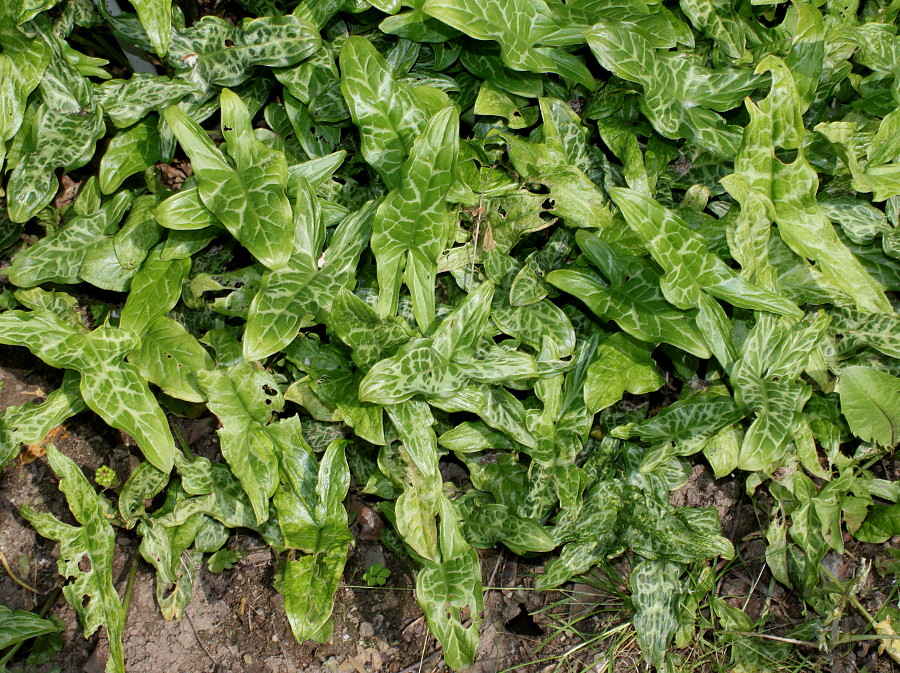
(0, 0, 898, 670)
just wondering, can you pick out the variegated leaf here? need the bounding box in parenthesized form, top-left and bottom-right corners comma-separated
(0, 310, 174, 473)
(20, 445, 125, 673)
(630, 559, 683, 669)
(99, 119, 161, 194)
(167, 12, 321, 90)
(7, 104, 105, 223)
(0, 370, 85, 468)
(610, 188, 803, 317)
(196, 363, 284, 524)
(340, 36, 451, 189)
(128, 316, 214, 403)
(7, 191, 131, 287)
(546, 268, 711, 358)
(164, 90, 293, 270)
(371, 106, 458, 329)
(95, 74, 201, 128)
(243, 199, 376, 361)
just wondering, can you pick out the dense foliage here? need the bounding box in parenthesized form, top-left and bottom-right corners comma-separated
(0, 0, 899, 670)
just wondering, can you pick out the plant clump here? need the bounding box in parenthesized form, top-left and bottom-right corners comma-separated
(0, 0, 899, 671)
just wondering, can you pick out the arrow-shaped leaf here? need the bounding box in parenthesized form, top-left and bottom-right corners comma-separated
(164, 89, 293, 270)
(21, 445, 125, 673)
(0, 310, 174, 473)
(372, 106, 459, 330)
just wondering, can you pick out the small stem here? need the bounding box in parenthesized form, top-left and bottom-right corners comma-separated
(0, 546, 40, 594)
(720, 631, 820, 648)
(469, 164, 496, 289)
(35, 587, 60, 619)
(821, 565, 876, 627)
(122, 556, 139, 627)
(170, 421, 195, 460)
(836, 633, 900, 644)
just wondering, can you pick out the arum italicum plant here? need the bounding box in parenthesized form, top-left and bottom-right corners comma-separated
(0, 0, 899, 671)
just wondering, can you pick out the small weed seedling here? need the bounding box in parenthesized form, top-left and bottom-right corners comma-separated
(364, 563, 391, 587)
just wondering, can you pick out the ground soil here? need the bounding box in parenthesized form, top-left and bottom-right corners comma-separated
(0, 346, 897, 673)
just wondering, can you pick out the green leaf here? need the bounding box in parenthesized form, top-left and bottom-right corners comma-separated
(431, 280, 494, 358)
(243, 198, 376, 360)
(773, 156, 892, 314)
(459, 47, 543, 98)
(358, 334, 539, 406)
(785, 0, 824, 110)
(539, 97, 597, 175)
(187, 264, 263, 319)
(0, 310, 175, 473)
(473, 81, 537, 128)
(584, 333, 664, 414)
(7, 104, 105, 223)
(170, 452, 272, 534)
(340, 36, 450, 189)
(623, 489, 734, 563)
(630, 558, 682, 669)
(12, 287, 84, 330)
(855, 504, 900, 544)
(363, 562, 391, 586)
(79, 239, 141, 293)
(207, 548, 243, 573)
(164, 89, 293, 270)
(99, 118, 161, 194)
(0, 605, 61, 650)
(20, 445, 125, 673)
(155, 188, 221, 231)
(839, 366, 900, 447)
(196, 363, 284, 524)
(284, 335, 385, 444)
(130, 0, 170, 56)
(113, 194, 163, 270)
